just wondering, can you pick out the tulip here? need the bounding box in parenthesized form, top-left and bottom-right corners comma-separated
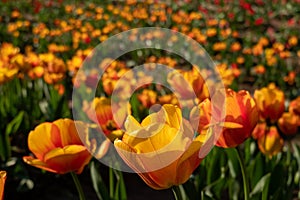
(137, 89, 157, 108)
(278, 112, 299, 136)
(257, 126, 284, 158)
(23, 119, 92, 174)
(289, 96, 300, 116)
(83, 97, 128, 141)
(254, 83, 285, 122)
(190, 89, 258, 148)
(0, 171, 6, 200)
(114, 104, 205, 190)
(167, 67, 209, 103)
(252, 122, 267, 140)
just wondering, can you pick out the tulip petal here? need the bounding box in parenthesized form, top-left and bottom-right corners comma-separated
(23, 156, 58, 173)
(123, 124, 187, 154)
(124, 115, 142, 133)
(28, 123, 62, 160)
(114, 139, 163, 189)
(175, 134, 204, 184)
(162, 105, 181, 129)
(115, 139, 176, 189)
(53, 119, 84, 146)
(43, 145, 92, 174)
(0, 171, 6, 200)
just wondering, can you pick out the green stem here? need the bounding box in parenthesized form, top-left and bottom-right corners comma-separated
(109, 166, 114, 199)
(234, 148, 249, 200)
(172, 185, 183, 200)
(71, 172, 86, 200)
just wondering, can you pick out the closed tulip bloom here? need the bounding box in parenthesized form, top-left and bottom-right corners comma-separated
(278, 112, 299, 136)
(254, 83, 285, 122)
(190, 89, 258, 148)
(23, 119, 92, 174)
(252, 122, 267, 140)
(289, 96, 300, 116)
(167, 67, 209, 103)
(114, 104, 205, 190)
(216, 89, 258, 147)
(0, 171, 6, 200)
(257, 126, 284, 158)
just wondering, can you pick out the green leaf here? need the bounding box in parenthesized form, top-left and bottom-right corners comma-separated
(5, 111, 24, 136)
(268, 163, 285, 198)
(250, 173, 271, 197)
(225, 148, 239, 178)
(113, 169, 127, 200)
(183, 178, 199, 200)
(228, 178, 240, 200)
(249, 153, 265, 189)
(90, 161, 110, 200)
(206, 147, 226, 184)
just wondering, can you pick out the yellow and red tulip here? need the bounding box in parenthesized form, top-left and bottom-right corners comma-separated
(257, 126, 284, 158)
(114, 104, 205, 190)
(83, 97, 128, 140)
(23, 119, 92, 174)
(190, 89, 258, 148)
(254, 83, 285, 122)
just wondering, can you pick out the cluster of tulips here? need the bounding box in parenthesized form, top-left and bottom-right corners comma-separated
(1, 0, 299, 90)
(253, 83, 300, 157)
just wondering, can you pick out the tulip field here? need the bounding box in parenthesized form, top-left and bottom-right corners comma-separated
(1, 0, 300, 200)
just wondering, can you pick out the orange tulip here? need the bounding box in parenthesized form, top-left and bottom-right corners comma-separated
(23, 119, 92, 174)
(252, 122, 267, 140)
(190, 89, 258, 148)
(0, 171, 6, 200)
(137, 89, 157, 108)
(278, 112, 299, 136)
(167, 67, 209, 103)
(114, 104, 205, 190)
(257, 126, 284, 158)
(289, 96, 300, 116)
(254, 83, 285, 122)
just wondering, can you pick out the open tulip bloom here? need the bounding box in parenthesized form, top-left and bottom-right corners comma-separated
(114, 104, 206, 189)
(23, 119, 92, 174)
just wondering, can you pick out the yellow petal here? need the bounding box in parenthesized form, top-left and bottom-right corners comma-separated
(162, 104, 181, 129)
(28, 122, 62, 160)
(124, 115, 142, 133)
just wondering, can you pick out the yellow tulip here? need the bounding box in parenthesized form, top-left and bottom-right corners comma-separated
(114, 104, 205, 190)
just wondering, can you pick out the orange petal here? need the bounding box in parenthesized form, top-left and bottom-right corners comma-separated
(43, 145, 92, 174)
(0, 171, 6, 200)
(23, 156, 58, 173)
(175, 134, 204, 184)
